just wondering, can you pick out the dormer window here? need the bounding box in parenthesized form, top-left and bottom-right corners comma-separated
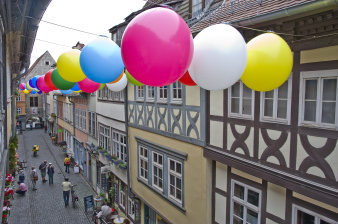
(45, 61, 50, 66)
(192, 0, 203, 17)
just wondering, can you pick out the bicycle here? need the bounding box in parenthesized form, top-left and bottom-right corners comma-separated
(92, 210, 114, 224)
(71, 184, 78, 208)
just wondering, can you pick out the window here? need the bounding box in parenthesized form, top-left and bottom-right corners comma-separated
(192, 0, 202, 17)
(300, 70, 338, 129)
(152, 152, 163, 191)
(293, 205, 335, 224)
(17, 107, 22, 115)
(139, 146, 148, 181)
(16, 94, 21, 101)
(171, 81, 182, 103)
(158, 86, 168, 102)
(146, 86, 155, 101)
(82, 110, 86, 130)
(98, 87, 124, 102)
(112, 131, 127, 162)
(30, 97, 38, 107)
(99, 125, 110, 151)
(128, 197, 135, 220)
(229, 81, 254, 118)
(112, 32, 117, 43)
(168, 158, 182, 203)
(136, 86, 144, 100)
(119, 182, 126, 209)
(230, 180, 261, 224)
(137, 140, 186, 208)
(75, 109, 79, 128)
(262, 79, 291, 123)
(45, 60, 50, 65)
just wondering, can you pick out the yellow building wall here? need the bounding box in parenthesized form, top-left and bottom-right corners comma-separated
(130, 127, 211, 224)
(300, 45, 338, 64)
(57, 118, 74, 135)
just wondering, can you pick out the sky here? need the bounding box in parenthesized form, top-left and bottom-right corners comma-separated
(30, 0, 147, 65)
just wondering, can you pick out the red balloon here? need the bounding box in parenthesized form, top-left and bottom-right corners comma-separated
(36, 75, 52, 93)
(44, 69, 58, 90)
(78, 78, 100, 93)
(179, 71, 196, 86)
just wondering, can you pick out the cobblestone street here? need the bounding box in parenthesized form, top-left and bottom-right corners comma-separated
(8, 129, 95, 224)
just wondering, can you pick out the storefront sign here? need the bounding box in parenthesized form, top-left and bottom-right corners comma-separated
(84, 195, 94, 212)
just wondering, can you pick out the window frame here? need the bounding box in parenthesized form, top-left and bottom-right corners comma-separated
(228, 81, 255, 120)
(138, 145, 149, 182)
(261, 77, 292, 124)
(299, 70, 338, 129)
(112, 131, 127, 162)
(16, 94, 21, 102)
(168, 158, 183, 204)
(152, 151, 164, 192)
(170, 81, 183, 104)
(292, 205, 336, 224)
(157, 86, 168, 103)
(127, 197, 135, 221)
(230, 180, 261, 224)
(146, 86, 155, 102)
(119, 183, 126, 210)
(136, 86, 145, 101)
(17, 107, 22, 115)
(99, 124, 110, 151)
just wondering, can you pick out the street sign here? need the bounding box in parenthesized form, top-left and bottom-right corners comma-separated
(84, 195, 94, 212)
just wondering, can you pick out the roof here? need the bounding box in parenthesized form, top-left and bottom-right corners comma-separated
(190, 0, 315, 33)
(26, 52, 46, 76)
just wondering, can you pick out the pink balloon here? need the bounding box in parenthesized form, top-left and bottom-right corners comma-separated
(19, 83, 25, 90)
(36, 75, 52, 93)
(78, 78, 100, 93)
(121, 7, 193, 86)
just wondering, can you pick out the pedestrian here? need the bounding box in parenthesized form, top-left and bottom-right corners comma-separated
(18, 170, 25, 183)
(30, 123, 33, 130)
(64, 155, 70, 174)
(30, 167, 38, 190)
(44, 125, 47, 133)
(39, 160, 48, 183)
(15, 181, 27, 195)
(62, 177, 72, 206)
(47, 163, 54, 184)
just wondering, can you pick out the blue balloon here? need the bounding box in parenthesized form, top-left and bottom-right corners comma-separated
(60, 89, 73, 94)
(80, 38, 124, 84)
(38, 90, 42, 94)
(31, 90, 36, 94)
(31, 76, 40, 88)
(70, 83, 81, 91)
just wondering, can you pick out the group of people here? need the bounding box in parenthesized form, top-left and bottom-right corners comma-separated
(15, 169, 27, 195)
(30, 160, 55, 190)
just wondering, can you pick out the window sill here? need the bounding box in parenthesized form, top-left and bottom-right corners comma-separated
(299, 123, 337, 131)
(136, 177, 186, 213)
(228, 114, 254, 120)
(260, 118, 289, 125)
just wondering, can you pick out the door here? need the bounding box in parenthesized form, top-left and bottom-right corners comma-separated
(144, 204, 156, 224)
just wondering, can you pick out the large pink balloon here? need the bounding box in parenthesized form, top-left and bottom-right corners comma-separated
(36, 75, 52, 93)
(19, 83, 25, 90)
(78, 78, 100, 93)
(121, 7, 193, 86)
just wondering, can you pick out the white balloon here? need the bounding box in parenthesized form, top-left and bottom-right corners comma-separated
(188, 24, 248, 91)
(106, 73, 127, 92)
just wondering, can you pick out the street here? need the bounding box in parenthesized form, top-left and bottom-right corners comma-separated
(8, 129, 95, 224)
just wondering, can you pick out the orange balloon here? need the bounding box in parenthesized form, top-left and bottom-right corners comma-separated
(109, 70, 124, 84)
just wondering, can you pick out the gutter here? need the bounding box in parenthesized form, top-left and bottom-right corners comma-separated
(232, 0, 338, 26)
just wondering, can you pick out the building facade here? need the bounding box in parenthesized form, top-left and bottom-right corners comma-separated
(189, 0, 338, 223)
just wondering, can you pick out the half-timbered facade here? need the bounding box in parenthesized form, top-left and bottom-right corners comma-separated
(190, 0, 338, 223)
(124, 1, 213, 223)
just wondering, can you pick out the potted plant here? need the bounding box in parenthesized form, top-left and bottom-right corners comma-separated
(117, 161, 127, 170)
(111, 155, 118, 162)
(104, 150, 110, 157)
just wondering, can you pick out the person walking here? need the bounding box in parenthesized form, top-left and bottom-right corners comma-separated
(30, 167, 38, 190)
(62, 177, 72, 206)
(64, 155, 70, 174)
(47, 163, 54, 184)
(18, 170, 25, 183)
(39, 160, 48, 183)
(15, 181, 27, 195)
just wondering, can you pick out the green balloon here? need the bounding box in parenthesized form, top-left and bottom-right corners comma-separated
(99, 83, 106, 90)
(126, 70, 144, 86)
(51, 69, 76, 90)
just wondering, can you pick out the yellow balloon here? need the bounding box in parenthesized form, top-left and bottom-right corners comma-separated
(23, 89, 29, 94)
(241, 33, 293, 92)
(57, 49, 86, 82)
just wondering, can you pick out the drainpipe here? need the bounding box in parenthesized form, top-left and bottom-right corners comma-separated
(124, 84, 131, 203)
(231, 0, 338, 26)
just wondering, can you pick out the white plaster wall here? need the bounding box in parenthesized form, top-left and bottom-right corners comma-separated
(232, 168, 262, 184)
(97, 115, 125, 132)
(96, 101, 125, 122)
(216, 162, 227, 192)
(267, 183, 286, 219)
(296, 136, 309, 170)
(300, 45, 338, 64)
(266, 218, 279, 224)
(186, 86, 200, 106)
(326, 142, 338, 181)
(215, 193, 226, 224)
(127, 83, 134, 101)
(210, 90, 223, 116)
(210, 121, 223, 148)
(293, 192, 338, 214)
